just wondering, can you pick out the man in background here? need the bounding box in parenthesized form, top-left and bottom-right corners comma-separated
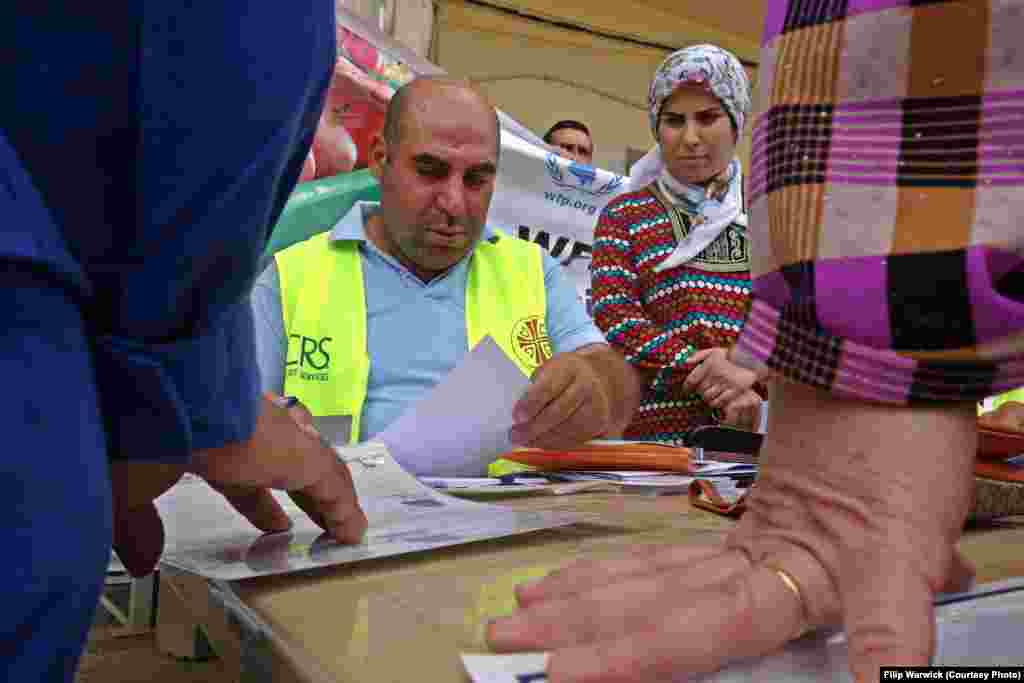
(544, 119, 595, 165)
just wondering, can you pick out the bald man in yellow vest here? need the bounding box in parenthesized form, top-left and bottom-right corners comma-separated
(251, 78, 641, 473)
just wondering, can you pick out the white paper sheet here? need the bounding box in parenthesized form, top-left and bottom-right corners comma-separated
(462, 580, 1024, 682)
(462, 653, 549, 683)
(422, 478, 622, 498)
(419, 477, 507, 489)
(156, 442, 579, 581)
(376, 336, 531, 476)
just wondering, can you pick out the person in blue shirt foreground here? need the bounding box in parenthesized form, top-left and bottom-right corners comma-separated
(1, 3, 367, 680)
(252, 77, 642, 467)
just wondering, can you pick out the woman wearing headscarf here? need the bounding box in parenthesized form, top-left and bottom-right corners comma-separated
(590, 45, 764, 442)
(489, 2, 1024, 680)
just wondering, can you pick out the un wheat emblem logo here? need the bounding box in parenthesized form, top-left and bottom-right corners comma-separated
(544, 153, 564, 183)
(544, 153, 623, 197)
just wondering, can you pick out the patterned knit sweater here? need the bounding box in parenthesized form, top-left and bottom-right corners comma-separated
(590, 183, 754, 443)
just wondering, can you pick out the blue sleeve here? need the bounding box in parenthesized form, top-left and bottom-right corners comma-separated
(251, 261, 288, 396)
(0, 1, 336, 462)
(542, 251, 608, 354)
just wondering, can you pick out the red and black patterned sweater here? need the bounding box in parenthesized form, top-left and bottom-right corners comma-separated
(590, 184, 755, 443)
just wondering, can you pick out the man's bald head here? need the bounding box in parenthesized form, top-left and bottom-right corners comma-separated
(382, 77, 501, 162)
(366, 76, 501, 284)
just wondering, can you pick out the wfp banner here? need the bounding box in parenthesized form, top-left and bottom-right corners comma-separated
(277, 3, 644, 308)
(488, 132, 635, 310)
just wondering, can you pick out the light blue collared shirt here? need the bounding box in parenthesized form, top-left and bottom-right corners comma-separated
(251, 201, 606, 440)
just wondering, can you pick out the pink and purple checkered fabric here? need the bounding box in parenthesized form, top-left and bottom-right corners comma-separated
(733, 0, 1024, 402)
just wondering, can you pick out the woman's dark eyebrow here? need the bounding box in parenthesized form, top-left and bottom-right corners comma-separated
(662, 106, 724, 117)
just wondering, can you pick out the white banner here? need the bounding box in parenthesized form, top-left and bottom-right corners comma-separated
(489, 132, 643, 312)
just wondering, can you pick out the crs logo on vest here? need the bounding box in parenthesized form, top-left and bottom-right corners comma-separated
(510, 316, 552, 370)
(286, 334, 331, 381)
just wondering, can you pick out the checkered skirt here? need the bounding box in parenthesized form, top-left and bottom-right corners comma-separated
(734, 0, 1024, 402)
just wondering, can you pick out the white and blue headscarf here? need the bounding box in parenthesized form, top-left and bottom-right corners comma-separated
(632, 44, 752, 272)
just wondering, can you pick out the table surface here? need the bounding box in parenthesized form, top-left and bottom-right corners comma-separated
(223, 491, 1024, 683)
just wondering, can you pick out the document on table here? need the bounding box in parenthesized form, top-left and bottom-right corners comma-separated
(462, 653, 549, 683)
(461, 578, 1024, 682)
(554, 471, 697, 493)
(376, 336, 531, 476)
(419, 476, 621, 497)
(505, 463, 755, 495)
(156, 442, 580, 581)
(693, 461, 758, 477)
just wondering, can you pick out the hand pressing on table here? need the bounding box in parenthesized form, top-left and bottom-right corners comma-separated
(111, 394, 367, 577)
(488, 380, 978, 682)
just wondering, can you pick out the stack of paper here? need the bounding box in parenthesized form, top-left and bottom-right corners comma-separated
(553, 471, 696, 494)
(417, 476, 621, 497)
(417, 461, 758, 498)
(553, 461, 756, 495)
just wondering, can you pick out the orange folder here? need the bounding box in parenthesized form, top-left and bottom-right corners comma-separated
(975, 417, 1024, 483)
(977, 425, 1024, 461)
(498, 441, 693, 473)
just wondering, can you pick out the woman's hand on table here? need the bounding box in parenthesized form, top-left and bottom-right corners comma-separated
(486, 380, 978, 682)
(685, 348, 759, 409)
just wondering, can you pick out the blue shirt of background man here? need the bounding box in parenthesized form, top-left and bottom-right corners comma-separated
(252, 201, 607, 440)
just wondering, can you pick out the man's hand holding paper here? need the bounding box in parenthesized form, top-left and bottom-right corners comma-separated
(510, 344, 639, 450)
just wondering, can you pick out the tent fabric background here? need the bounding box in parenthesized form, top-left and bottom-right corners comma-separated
(266, 170, 381, 259)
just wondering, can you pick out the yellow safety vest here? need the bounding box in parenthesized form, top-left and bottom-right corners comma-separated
(276, 230, 550, 444)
